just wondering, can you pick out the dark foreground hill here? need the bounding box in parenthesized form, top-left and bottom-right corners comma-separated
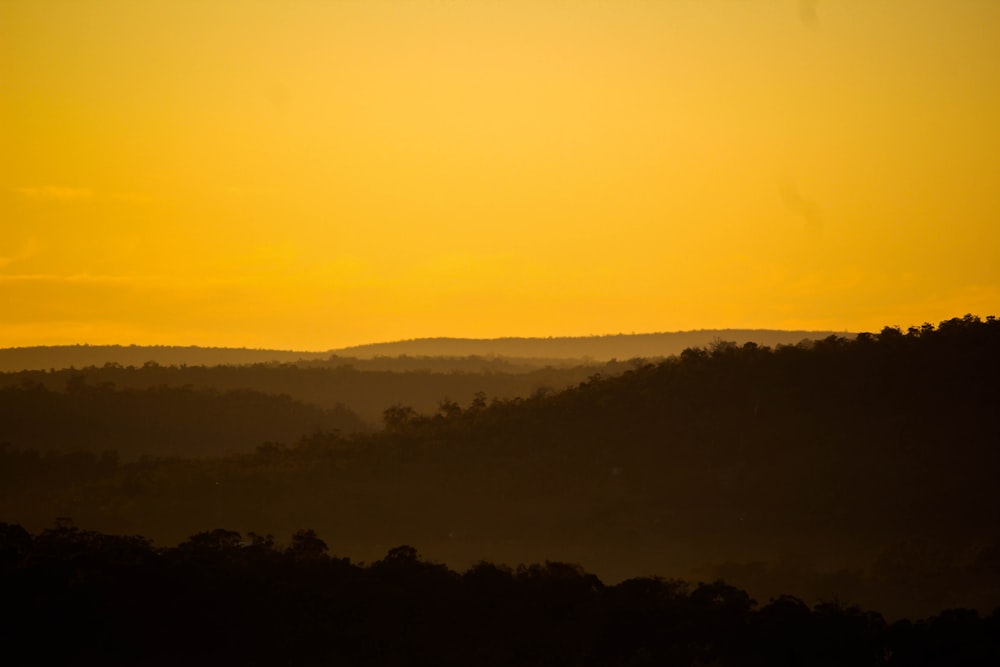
(1, 315, 996, 618)
(3, 522, 997, 666)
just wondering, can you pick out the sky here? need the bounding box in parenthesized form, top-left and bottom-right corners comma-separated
(2, 0, 998, 350)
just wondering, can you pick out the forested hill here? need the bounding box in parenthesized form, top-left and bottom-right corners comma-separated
(330, 329, 849, 360)
(2, 315, 996, 618)
(0, 360, 617, 426)
(0, 329, 848, 372)
(0, 383, 368, 459)
(0, 345, 330, 372)
(3, 522, 997, 666)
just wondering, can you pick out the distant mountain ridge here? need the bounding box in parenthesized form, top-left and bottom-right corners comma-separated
(0, 330, 851, 372)
(0, 345, 330, 373)
(329, 329, 853, 361)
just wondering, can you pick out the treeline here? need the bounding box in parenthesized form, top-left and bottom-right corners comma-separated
(331, 329, 848, 360)
(0, 381, 367, 459)
(0, 344, 330, 372)
(0, 360, 616, 425)
(0, 329, 845, 373)
(2, 521, 997, 666)
(2, 315, 997, 617)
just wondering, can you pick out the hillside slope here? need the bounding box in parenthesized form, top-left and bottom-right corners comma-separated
(0, 329, 848, 372)
(1, 315, 995, 617)
(331, 329, 849, 360)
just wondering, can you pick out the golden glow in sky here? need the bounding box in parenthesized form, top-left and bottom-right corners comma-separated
(2, 0, 998, 349)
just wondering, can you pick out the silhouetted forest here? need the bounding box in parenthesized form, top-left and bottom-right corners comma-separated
(2, 521, 997, 666)
(0, 380, 368, 459)
(0, 344, 331, 372)
(330, 329, 848, 359)
(0, 328, 845, 372)
(1, 315, 997, 620)
(0, 331, 846, 426)
(0, 359, 615, 426)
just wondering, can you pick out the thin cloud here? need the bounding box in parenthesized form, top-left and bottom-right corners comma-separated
(0, 271, 274, 290)
(109, 192, 156, 204)
(15, 185, 94, 200)
(0, 239, 39, 269)
(798, 0, 819, 27)
(226, 186, 282, 198)
(779, 182, 824, 236)
(0, 272, 154, 285)
(13, 186, 157, 204)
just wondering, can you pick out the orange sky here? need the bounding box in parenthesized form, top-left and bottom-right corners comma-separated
(2, 0, 998, 349)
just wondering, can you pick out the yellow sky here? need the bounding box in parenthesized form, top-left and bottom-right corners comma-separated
(2, 0, 998, 349)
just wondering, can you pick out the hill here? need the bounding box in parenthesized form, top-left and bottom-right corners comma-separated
(0, 344, 330, 373)
(0, 381, 368, 459)
(0, 360, 617, 426)
(0, 315, 994, 618)
(0, 329, 849, 372)
(329, 329, 851, 360)
(5, 522, 997, 665)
